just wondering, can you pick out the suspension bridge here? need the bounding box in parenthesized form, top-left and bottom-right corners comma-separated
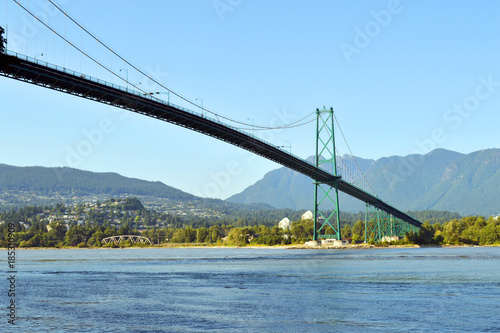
(0, 0, 421, 242)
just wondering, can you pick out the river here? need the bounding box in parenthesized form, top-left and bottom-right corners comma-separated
(2, 246, 499, 332)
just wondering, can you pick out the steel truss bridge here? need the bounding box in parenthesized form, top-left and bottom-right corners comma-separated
(0, 51, 421, 241)
(101, 235, 153, 246)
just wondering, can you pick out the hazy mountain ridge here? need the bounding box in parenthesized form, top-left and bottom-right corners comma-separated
(1, 148, 498, 216)
(0, 163, 288, 221)
(227, 148, 500, 216)
(0, 164, 196, 201)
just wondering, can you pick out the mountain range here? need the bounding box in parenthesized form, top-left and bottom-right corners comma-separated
(1, 148, 498, 216)
(227, 148, 500, 216)
(0, 163, 274, 216)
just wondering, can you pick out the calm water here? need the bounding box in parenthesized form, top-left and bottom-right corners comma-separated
(2, 247, 500, 332)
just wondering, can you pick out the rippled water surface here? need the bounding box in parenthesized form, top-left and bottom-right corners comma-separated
(2, 247, 500, 332)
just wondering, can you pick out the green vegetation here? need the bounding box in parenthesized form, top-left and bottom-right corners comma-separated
(1, 198, 499, 248)
(352, 217, 500, 246)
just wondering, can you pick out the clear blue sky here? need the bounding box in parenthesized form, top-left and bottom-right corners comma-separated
(1, 0, 499, 199)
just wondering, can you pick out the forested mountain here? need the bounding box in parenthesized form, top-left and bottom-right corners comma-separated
(0, 164, 195, 200)
(227, 148, 500, 216)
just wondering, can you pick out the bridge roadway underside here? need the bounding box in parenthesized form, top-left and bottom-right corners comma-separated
(0, 54, 421, 228)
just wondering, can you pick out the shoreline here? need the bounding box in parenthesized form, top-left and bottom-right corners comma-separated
(6, 243, 498, 250)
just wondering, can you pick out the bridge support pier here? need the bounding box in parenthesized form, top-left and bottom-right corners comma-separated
(313, 107, 341, 241)
(365, 203, 421, 242)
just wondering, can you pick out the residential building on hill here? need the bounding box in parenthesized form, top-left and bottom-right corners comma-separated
(302, 210, 313, 220)
(278, 217, 291, 230)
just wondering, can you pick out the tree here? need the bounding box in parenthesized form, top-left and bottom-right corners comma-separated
(352, 220, 364, 240)
(226, 228, 247, 246)
(121, 197, 144, 211)
(417, 221, 435, 244)
(144, 213, 151, 226)
(88, 229, 104, 246)
(118, 224, 130, 235)
(291, 219, 313, 241)
(351, 234, 361, 243)
(104, 226, 116, 237)
(196, 227, 208, 243)
(64, 224, 86, 246)
(478, 220, 500, 245)
(48, 221, 66, 238)
(210, 226, 220, 243)
(185, 227, 196, 243)
(259, 225, 270, 235)
(171, 229, 188, 243)
(55, 203, 66, 214)
(169, 227, 196, 243)
(442, 219, 464, 244)
(342, 224, 352, 239)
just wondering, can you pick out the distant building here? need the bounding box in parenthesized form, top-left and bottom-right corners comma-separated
(278, 217, 291, 230)
(381, 235, 400, 242)
(304, 240, 320, 247)
(302, 211, 313, 220)
(321, 239, 346, 246)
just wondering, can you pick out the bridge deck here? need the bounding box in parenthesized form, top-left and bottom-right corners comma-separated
(0, 52, 421, 228)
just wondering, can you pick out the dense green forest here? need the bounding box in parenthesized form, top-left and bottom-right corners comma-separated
(1, 199, 498, 247)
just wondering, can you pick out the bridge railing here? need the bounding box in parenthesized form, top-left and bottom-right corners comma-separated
(6, 50, 318, 171)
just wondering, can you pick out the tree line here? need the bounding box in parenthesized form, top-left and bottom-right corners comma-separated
(1, 213, 499, 248)
(0, 199, 497, 247)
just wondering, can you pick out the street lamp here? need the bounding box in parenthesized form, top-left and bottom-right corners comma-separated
(247, 118, 254, 136)
(195, 98, 204, 117)
(119, 68, 128, 89)
(34, 53, 44, 61)
(278, 141, 292, 154)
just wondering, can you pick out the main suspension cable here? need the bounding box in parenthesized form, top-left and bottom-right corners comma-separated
(12, 0, 148, 96)
(45, 0, 313, 131)
(234, 112, 316, 131)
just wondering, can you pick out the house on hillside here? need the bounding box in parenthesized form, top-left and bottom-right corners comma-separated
(278, 217, 291, 230)
(302, 211, 313, 220)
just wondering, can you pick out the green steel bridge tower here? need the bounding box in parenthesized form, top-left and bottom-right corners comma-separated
(312, 107, 421, 243)
(313, 107, 341, 241)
